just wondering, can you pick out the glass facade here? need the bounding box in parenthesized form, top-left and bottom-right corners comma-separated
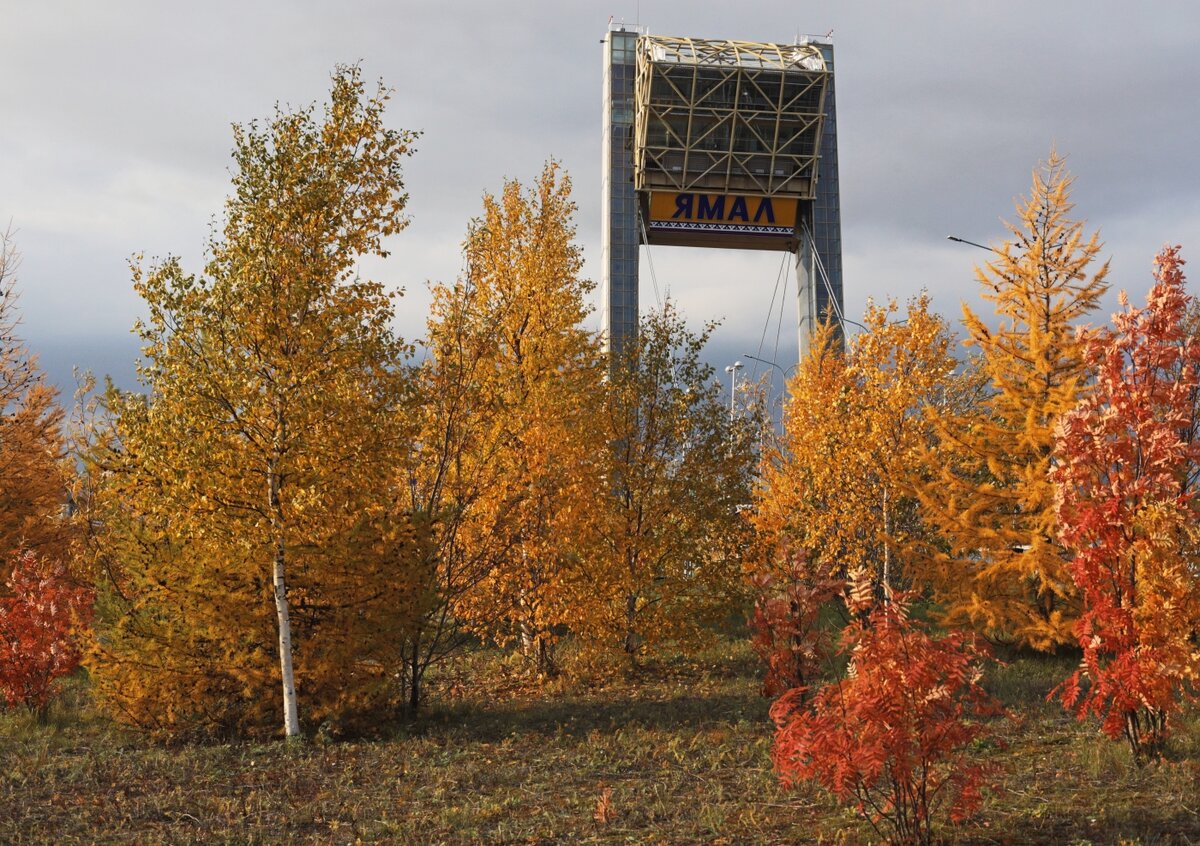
(810, 41, 843, 343)
(601, 27, 641, 360)
(794, 39, 843, 356)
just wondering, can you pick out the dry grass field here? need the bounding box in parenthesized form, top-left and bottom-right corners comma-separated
(3, 640, 1200, 844)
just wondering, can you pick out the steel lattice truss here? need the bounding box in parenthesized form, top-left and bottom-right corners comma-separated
(634, 36, 829, 198)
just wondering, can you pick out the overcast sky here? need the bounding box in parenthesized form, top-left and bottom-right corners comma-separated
(4, 1, 1200, 397)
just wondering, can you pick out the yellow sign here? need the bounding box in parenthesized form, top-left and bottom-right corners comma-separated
(647, 192, 798, 237)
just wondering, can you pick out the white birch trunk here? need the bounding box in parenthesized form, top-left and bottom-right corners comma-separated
(273, 556, 300, 738)
(269, 462, 301, 739)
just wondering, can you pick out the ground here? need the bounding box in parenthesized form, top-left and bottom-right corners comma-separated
(2, 641, 1200, 844)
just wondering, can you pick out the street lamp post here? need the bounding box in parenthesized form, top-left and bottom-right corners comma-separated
(742, 353, 790, 383)
(742, 354, 795, 434)
(951, 233, 1084, 281)
(724, 360, 744, 421)
(946, 234, 1001, 255)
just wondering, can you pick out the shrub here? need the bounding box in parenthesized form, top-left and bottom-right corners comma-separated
(748, 548, 841, 697)
(770, 575, 1001, 846)
(0, 551, 92, 712)
(1051, 245, 1200, 763)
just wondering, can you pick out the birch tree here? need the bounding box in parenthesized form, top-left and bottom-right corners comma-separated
(446, 162, 605, 676)
(576, 303, 755, 666)
(755, 297, 961, 597)
(395, 274, 517, 712)
(85, 67, 424, 739)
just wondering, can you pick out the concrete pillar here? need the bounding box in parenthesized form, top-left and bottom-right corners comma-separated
(795, 217, 816, 361)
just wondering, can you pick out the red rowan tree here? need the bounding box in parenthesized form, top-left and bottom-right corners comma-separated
(1052, 245, 1200, 762)
(771, 572, 1000, 846)
(0, 551, 92, 712)
(747, 547, 840, 697)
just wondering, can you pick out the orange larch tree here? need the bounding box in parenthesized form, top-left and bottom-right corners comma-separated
(914, 154, 1109, 650)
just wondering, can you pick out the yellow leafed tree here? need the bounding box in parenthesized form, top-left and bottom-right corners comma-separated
(83, 67, 431, 739)
(395, 268, 525, 712)
(755, 296, 963, 595)
(573, 303, 756, 668)
(448, 162, 605, 676)
(913, 153, 1109, 649)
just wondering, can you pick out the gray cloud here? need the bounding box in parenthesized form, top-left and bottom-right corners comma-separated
(3, 0, 1198, 394)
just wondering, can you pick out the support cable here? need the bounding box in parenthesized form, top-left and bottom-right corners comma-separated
(802, 218, 845, 329)
(637, 209, 665, 310)
(771, 254, 789, 383)
(750, 251, 789, 385)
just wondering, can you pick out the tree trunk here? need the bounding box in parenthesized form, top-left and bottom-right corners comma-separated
(520, 617, 535, 657)
(623, 593, 640, 662)
(535, 636, 556, 677)
(268, 462, 301, 739)
(408, 637, 421, 715)
(881, 486, 891, 598)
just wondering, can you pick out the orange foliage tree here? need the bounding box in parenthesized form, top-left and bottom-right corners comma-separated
(396, 261, 528, 711)
(576, 303, 757, 667)
(770, 574, 1000, 846)
(755, 296, 961, 603)
(1052, 246, 1200, 762)
(915, 154, 1109, 650)
(444, 162, 605, 676)
(0, 230, 83, 715)
(0, 228, 74, 577)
